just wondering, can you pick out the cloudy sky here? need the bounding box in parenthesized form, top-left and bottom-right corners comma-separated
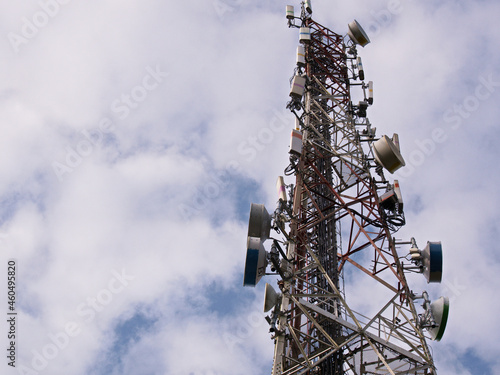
(0, 0, 499, 374)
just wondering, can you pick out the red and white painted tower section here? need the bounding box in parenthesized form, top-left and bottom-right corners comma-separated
(243, 2, 449, 374)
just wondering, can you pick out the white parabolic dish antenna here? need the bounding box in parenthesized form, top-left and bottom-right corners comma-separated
(372, 135, 406, 173)
(347, 20, 370, 47)
(248, 203, 271, 241)
(264, 283, 281, 312)
(429, 296, 450, 341)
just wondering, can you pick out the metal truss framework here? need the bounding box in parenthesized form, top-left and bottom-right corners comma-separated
(271, 19, 436, 375)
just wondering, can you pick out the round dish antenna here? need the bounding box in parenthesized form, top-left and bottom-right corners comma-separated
(372, 135, 406, 173)
(347, 20, 370, 47)
(248, 203, 271, 241)
(422, 242, 443, 283)
(264, 283, 281, 312)
(428, 296, 450, 341)
(243, 237, 268, 287)
(406, 238, 443, 283)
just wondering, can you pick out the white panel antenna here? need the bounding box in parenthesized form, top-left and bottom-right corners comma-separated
(276, 176, 287, 202)
(304, 0, 312, 14)
(368, 80, 373, 104)
(289, 129, 303, 155)
(357, 56, 364, 80)
(290, 75, 306, 98)
(296, 45, 306, 67)
(299, 27, 311, 44)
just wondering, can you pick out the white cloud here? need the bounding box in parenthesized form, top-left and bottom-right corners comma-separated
(1, 0, 499, 374)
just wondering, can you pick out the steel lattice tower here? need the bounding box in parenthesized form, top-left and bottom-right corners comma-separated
(243, 3, 448, 375)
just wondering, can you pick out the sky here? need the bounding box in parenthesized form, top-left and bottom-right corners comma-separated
(0, 0, 499, 374)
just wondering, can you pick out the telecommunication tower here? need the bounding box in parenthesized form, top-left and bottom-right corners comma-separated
(243, 2, 449, 374)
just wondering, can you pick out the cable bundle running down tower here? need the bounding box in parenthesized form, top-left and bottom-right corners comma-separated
(243, 2, 449, 374)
